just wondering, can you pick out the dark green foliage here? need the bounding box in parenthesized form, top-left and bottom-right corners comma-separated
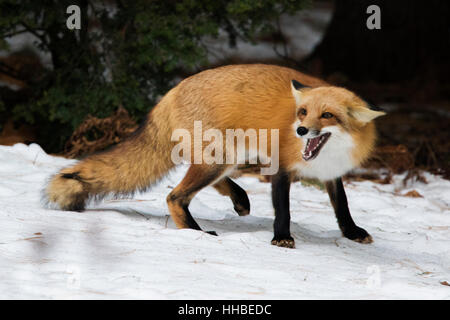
(0, 0, 310, 152)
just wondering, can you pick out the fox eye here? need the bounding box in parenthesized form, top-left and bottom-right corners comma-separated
(298, 108, 307, 116)
(321, 112, 333, 119)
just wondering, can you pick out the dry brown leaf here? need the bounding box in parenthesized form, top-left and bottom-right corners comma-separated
(64, 107, 138, 158)
(403, 190, 423, 198)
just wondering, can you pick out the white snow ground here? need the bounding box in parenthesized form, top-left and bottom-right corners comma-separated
(0, 143, 449, 299)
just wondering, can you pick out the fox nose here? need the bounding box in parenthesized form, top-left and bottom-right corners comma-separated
(296, 126, 309, 136)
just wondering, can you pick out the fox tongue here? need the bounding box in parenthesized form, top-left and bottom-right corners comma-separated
(303, 132, 331, 161)
(305, 136, 321, 154)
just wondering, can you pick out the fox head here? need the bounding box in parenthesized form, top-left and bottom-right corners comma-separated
(290, 79, 386, 180)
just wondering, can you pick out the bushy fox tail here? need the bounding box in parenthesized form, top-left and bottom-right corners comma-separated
(45, 104, 175, 211)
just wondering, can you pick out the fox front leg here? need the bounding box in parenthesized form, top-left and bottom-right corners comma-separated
(271, 170, 295, 248)
(325, 178, 373, 243)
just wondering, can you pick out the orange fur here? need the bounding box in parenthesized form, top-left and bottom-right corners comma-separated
(45, 64, 383, 214)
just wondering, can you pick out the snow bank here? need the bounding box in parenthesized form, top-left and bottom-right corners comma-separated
(0, 144, 449, 299)
(205, 3, 333, 64)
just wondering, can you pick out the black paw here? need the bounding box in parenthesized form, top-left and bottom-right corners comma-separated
(271, 236, 295, 248)
(233, 203, 250, 216)
(343, 226, 373, 244)
(206, 230, 218, 236)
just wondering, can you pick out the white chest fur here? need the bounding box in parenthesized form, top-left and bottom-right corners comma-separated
(294, 126, 356, 181)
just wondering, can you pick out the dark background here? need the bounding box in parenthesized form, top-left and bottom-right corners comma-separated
(0, 0, 449, 179)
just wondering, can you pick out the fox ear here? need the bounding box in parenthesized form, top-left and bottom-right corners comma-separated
(292, 79, 307, 90)
(291, 80, 307, 106)
(349, 106, 386, 123)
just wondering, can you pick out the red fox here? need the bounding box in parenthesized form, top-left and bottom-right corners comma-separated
(45, 64, 385, 248)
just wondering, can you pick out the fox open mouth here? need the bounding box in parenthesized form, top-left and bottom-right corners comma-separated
(302, 133, 331, 161)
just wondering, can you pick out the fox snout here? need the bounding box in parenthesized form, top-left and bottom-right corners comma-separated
(296, 126, 308, 136)
(296, 126, 320, 138)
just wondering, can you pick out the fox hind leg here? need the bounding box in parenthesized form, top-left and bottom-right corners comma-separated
(213, 177, 250, 216)
(167, 164, 231, 235)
